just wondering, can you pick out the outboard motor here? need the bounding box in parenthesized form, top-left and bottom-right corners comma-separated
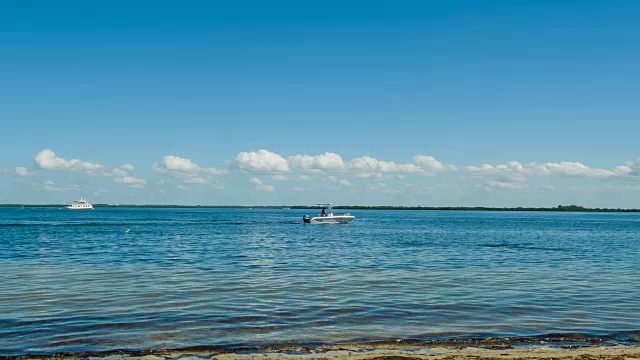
(303, 215, 311, 224)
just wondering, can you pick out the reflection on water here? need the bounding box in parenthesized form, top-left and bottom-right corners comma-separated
(0, 208, 639, 355)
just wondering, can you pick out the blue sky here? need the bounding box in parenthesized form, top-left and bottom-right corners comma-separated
(2, 1, 639, 206)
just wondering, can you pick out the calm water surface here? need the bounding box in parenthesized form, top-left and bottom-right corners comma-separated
(1, 208, 639, 355)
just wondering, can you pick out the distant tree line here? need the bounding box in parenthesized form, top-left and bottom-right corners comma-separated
(326, 204, 640, 212)
(1, 204, 639, 212)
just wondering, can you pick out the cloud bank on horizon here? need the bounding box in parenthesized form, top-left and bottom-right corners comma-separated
(0, 148, 636, 206)
(31, 149, 147, 188)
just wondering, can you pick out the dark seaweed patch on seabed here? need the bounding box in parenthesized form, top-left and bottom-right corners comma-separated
(0, 335, 633, 360)
(480, 243, 566, 252)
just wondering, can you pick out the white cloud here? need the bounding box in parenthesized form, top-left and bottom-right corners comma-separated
(352, 172, 383, 179)
(528, 161, 631, 178)
(27, 148, 639, 201)
(466, 160, 631, 183)
(114, 176, 147, 188)
(485, 180, 529, 191)
(465, 161, 525, 176)
(465, 161, 527, 183)
(32, 180, 61, 192)
(250, 177, 263, 185)
(109, 168, 128, 177)
(34, 149, 105, 175)
(464, 159, 637, 191)
(349, 154, 454, 178)
(236, 150, 290, 173)
(234, 151, 455, 179)
(158, 156, 197, 172)
(154, 155, 227, 184)
(271, 174, 290, 181)
(155, 155, 219, 174)
(15, 167, 34, 176)
(464, 161, 528, 190)
(327, 176, 352, 189)
(414, 155, 457, 172)
(33, 149, 143, 181)
(292, 186, 304, 192)
(249, 177, 274, 191)
(350, 156, 420, 175)
(177, 185, 186, 190)
(288, 152, 345, 172)
(256, 184, 275, 192)
(187, 176, 210, 184)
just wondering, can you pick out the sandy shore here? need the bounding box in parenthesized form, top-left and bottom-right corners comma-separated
(10, 344, 640, 360)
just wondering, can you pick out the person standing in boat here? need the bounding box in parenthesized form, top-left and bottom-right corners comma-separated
(321, 207, 327, 217)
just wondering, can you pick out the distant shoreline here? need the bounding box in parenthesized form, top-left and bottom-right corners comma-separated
(1, 204, 639, 212)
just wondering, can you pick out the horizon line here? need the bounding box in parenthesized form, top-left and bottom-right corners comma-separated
(1, 204, 639, 212)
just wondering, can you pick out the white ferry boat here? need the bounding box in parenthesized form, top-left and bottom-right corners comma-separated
(66, 197, 94, 210)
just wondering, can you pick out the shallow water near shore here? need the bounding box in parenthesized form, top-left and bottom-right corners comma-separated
(1, 208, 639, 356)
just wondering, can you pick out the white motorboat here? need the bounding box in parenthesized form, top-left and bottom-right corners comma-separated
(66, 197, 93, 210)
(303, 204, 354, 224)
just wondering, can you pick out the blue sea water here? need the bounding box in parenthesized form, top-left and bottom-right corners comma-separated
(0, 207, 639, 356)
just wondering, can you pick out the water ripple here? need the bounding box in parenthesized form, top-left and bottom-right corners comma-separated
(0, 208, 639, 356)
